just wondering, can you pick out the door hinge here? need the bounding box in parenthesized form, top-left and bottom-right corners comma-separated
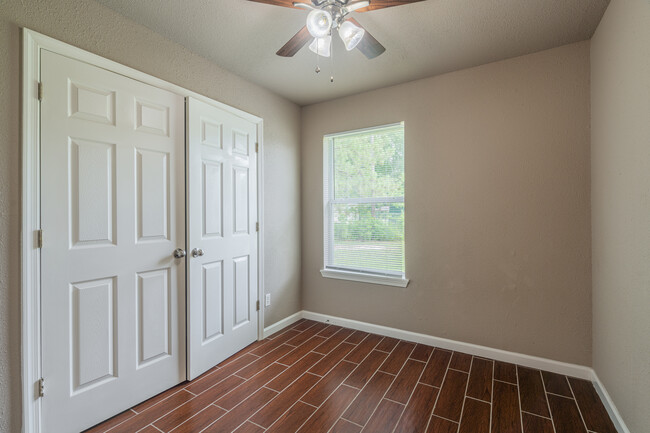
(38, 82, 43, 101)
(255, 142, 259, 153)
(256, 300, 260, 311)
(37, 229, 43, 249)
(256, 222, 259, 232)
(38, 378, 45, 397)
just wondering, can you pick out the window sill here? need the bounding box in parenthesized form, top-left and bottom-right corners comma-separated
(320, 269, 409, 288)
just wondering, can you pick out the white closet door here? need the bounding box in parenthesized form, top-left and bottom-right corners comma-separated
(187, 97, 259, 380)
(40, 50, 186, 433)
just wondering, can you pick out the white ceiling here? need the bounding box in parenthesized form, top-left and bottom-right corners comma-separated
(95, 0, 609, 106)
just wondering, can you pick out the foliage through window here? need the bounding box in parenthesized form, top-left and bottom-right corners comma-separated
(324, 123, 405, 278)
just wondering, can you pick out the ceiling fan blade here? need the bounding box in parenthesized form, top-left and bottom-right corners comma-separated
(347, 18, 386, 59)
(247, 0, 301, 9)
(276, 26, 312, 57)
(354, 0, 425, 12)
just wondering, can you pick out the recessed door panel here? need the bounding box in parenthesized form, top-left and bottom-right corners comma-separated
(203, 161, 223, 238)
(232, 130, 249, 155)
(202, 119, 222, 149)
(233, 256, 250, 328)
(69, 138, 116, 248)
(69, 81, 116, 125)
(233, 166, 249, 235)
(135, 99, 169, 136)
(203, 261, 224, 342)
(137, 269, 171, 366)
(71, 277, 117, 394)
(136, 148, 169, 242)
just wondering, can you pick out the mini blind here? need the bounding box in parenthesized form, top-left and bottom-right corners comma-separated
(324, 123, 405, 277)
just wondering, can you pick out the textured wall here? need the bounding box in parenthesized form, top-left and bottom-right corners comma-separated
(301, 42, 592, 366)
(591, 0, 650, 431)
(0, 1, 301, 431)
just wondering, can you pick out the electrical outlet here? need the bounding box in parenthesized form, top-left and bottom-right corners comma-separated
(265, 293, 271, 307)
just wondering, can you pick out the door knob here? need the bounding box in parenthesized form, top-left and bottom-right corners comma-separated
(191, 248, 205, 258)
(173, 248, 186, 258)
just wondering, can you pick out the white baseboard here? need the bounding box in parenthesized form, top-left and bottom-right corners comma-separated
(262, 311, 303, 339)
(591, 372, 631, 433)
(264, 310, 628, 432)
(301, 310, 593, 380)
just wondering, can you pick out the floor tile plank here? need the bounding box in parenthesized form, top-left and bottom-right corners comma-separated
(343, 371, 395, 426)
(410, 344, 434, 362)
(205, 387, 277, 433)
(110, 390, 195, 433)
(345, 330, 370, 345)
(83, 410, 136, 433)
(522, 413, 554, 433)
(266, 401, 316, 433)
(379, 341, 416, 375)
(384, 359, 426, 404)
(494, 361, 517, 384)
(250, 373, 321, 428)
(318, 325, 343, 338)
(420, 349, 452, 387)
(169, 405, 227, 433)
(297, 385, 359, 433)
(236, 344, 294, 379)
(292, 319, 317, 332)
(285, 322, 330, 347)
(266, 352, 323, 391)
(309, 342, 356, 376)
(250, 330, 301, 356)
(345, 350, 390, 389)
(466, 357, 493, 402)
(375, 336, 400, 353)
(232, 421, 265, 433)
(154, 376, 244, 431)
(186, 354, 258, 395)
(517, 366, 550, 417)
(542, 371, 572, 397)
(345, 334, 384, 364)
(491, 380, 522, 433)
(568, 377, 618, 433)
(360, 399, 405, 433)
(426, 416, 459, 433)
(449, 352, 473, 372)
(215, 363, 286, 410)
(433, 369, 468, 422)
(393, 383, 439, 433)
(277, 335, 327, 366)
(458, 398, 490, 433)
(331, 418, 363, 433)
(313, 328, 356, 355)
(302, 361, 357, 407)
(547, 394, 588, 433)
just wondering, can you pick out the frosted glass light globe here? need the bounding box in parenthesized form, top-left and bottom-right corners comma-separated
(306, 9, 333, 39)
(338, 20, 365, 51)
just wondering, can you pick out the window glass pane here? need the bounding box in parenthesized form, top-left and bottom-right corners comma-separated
(332, 202, 405, 274)
(325, 123, 405, 277)
(333, 125, 404, 200)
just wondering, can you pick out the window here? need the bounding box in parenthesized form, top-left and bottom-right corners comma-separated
(321, 123, 408, 287)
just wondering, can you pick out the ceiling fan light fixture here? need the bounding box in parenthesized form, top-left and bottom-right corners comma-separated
(338, 20, 365, 51)
(309, 35, 332, 57)
(306, 9, 333, 38)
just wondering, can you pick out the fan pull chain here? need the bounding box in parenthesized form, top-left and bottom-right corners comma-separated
(330, 37, 334, 83)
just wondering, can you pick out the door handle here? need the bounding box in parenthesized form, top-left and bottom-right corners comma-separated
(191, 248, 205, 258)
(173, 248, 186, 258)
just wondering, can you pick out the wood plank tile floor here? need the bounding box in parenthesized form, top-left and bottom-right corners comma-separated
(85, 319, 618, 433)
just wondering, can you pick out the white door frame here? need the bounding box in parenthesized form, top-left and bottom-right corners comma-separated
(21, 28, 265, 433)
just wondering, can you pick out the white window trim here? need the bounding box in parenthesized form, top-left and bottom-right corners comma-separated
(322, 123, 408, 287)
(320, 268, 410, 287)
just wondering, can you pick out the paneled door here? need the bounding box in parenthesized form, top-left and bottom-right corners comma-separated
(40, 50, 186, 433)
(187, 97, 259, 380)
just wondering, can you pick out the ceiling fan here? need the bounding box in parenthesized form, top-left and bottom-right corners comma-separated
(248, 0, 424, 59)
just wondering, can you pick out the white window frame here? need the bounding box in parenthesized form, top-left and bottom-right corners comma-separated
(320, 123, 409, 288)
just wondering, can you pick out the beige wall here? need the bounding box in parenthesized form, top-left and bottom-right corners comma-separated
(301, 42, 592, 366)
(591, 0, 650, 431)
(0, 1, 301, 431)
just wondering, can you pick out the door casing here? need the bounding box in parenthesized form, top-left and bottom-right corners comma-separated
(21, 28, 265, 433)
